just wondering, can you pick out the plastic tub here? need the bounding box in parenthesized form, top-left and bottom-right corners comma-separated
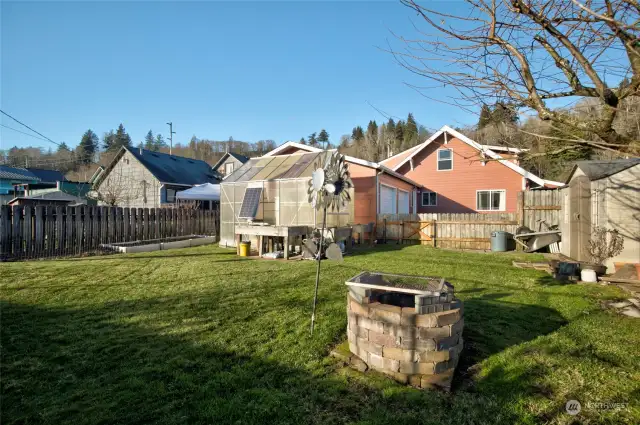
(239, 241, 251, 257)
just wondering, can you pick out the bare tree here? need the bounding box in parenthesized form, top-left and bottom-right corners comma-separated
(89, 166, 143, 206)
(394, 0, 640, 155)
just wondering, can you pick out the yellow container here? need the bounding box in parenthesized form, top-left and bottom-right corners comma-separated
(239, 241, 251, 257)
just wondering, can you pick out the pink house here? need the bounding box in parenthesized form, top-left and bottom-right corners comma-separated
(380, 126, 563, 213)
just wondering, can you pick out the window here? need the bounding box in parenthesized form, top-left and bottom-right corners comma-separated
(437, 149, 452, 170)
(421, 191, 437, 206)
(225, 162, 234, 175)
(476, 190, 505, 211)
(166, 188, 176, 203)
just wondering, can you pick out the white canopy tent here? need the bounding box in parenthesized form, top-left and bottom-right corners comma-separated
(175, 183, 220, 202)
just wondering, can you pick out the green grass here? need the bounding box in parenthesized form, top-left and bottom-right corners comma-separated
(1, 245, 639, 424)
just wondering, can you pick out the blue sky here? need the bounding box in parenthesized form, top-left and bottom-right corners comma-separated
(1, 1, 475, 150)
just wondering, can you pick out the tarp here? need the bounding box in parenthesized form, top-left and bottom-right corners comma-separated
(175, 183, 220, 201)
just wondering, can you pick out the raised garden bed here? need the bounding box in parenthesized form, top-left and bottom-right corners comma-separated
(101, 235, 216, 253)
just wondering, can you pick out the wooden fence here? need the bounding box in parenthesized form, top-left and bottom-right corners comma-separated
(0, 205, 219, 261)
(377, 190, 561, 250)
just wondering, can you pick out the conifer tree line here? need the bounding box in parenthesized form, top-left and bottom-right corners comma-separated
(338, 113, 430, 162)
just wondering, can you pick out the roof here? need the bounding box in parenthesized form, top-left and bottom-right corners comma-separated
(567, 159, 640, 183)
(262, 141, 322, 157)
(9, 190, 85, 204)
(25, 168, 66, 183)
(211, 152, 250, 171)
(175, 183, 220, 201)
(382, 125, 564, 187)
(224, 150, 422, 188)
(0, 166, 40, 182)
(96, 147, 219, 187)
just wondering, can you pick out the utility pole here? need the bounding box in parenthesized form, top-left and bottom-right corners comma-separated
(166, 122, 176, 155)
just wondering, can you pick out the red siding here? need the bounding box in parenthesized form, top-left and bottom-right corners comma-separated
(348, 162, 377, 225)
(397, 135, 523, 213)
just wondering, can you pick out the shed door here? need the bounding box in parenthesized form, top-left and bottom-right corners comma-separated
(569, 175, 591, 260)
(380, 185, 397, 214)
(398, 190, 409, 214)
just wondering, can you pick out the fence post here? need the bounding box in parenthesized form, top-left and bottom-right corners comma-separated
(0, 205, 9, 259)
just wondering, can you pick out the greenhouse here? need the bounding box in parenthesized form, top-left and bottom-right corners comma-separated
(219, 151, 354, 250)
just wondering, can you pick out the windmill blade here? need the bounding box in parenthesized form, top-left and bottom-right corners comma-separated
(303, 239, 318, 256)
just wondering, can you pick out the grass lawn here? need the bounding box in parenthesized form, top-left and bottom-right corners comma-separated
(1, 245, 639, 424)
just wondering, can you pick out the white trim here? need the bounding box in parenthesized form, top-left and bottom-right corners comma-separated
(380, 145, 421, 165)
(480, 144, 528, 153)
(421, 191, 437, 207)
(476, 189, 506, 211)
(437, 148, 453, 171)
(263, 141, 322, 157)
(391, 125, 549, 186)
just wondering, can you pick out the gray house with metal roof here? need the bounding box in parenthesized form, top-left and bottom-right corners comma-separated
(91, 146, 219, 208)
(212, 152, 249, 179)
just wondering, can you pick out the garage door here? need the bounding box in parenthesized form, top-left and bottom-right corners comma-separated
(398, 190, 409, 214)
(380, 185, 397, 214)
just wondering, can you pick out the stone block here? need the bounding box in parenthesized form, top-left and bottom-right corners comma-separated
(415, 295, 436, 305)
(418, 325, 451, 340)
(401, 307, 416, 315)
(451, 300, 464, 315)
(367, 352, 385, 370)
(435, 304, 444, 313)
(383, 357, 400, 372)
(436, 334, 459, 351)
(357, 336, 383, 355)
(350, 356, 368, 372)
(450, 317, 464, 337)
(347, 329, 356, 345)
(400, 309, 417, 326)
(420, 369, 454, 389)
(384, 323, 416, 339)
(399, 361, 435, 375)
(368, 330, 400, 347)
(408, 374, 422, 387)
(389, 371, 409, 384)
(369, 307, 402, 325)
(383, 346, 416, 362)
(415, 305, 437, 315)
(347, 312, 358, 329)
(400, 337, 436, 352)
(415, 313, 437, 328)
(442, 303, 451, 311)
(416, 349, 450, 363)
(353, 325, 369, 340)
(349, 297, 370, 317)
(434, 310, 460, 327)
(358, 316, 385, 334)
(375, 303, 402, 314)
(433, 360, 451, 374)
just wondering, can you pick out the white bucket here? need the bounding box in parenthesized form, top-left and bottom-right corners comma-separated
(581, 269, 597, 283)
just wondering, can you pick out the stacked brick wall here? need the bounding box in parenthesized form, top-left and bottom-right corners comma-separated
(346, 288, 463, 390)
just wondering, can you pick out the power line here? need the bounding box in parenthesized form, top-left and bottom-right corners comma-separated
(0, 123, 50, 142)
(0, 109, 67, 149)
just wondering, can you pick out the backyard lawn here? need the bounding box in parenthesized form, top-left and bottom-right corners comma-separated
(1, 245, 638, 424)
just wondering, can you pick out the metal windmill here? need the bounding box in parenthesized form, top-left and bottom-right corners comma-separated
(307, 151, 354, 336)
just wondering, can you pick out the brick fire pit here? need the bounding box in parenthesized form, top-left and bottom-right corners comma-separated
(345, 272, 463, 390)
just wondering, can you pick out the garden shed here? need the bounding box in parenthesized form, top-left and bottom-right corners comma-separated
(219, 151, 354, 248)
(560, 159, 640, 272)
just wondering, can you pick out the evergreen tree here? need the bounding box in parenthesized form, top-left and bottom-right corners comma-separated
(351, 126, 364, 141)
(58, 142, 69, 152)
(308, 132, 317, 147)
(114, 124, 132, 149)
(394, 120, 405, 152)
(144, 130, 155, 150)
(478, 104, 492, 129)
(404, 113, 418, 148)
(102, 130, 116, 151)
(299, 137, 307, 145)
(154, 134, 166, 151)
(317, 129, 330, 149)
(77, 129, 98, 164)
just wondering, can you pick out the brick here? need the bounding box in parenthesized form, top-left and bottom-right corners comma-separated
(435, 310, 460, 327)
(369, 307, 402, 325)
(358, 316, 385, 334)
(450, 317, 464, 337)
(375, 303, 402, 314)
(347, 312, 358, 330)
(415, 295, 436, 305)
(418, 325, 451, 340)
(415, 313, 437, 328)
(400, 309, 417, 326)
(357, 336, 383, 355)
(349, 297, 370, 317)
(368, 330, 400, 347)
(442, 303, 451, 311)
(399, 361, 435, 375)
(353, 325, 369, 340)
(416, 349, 450, 363)
(367, 352, 385, 370)
(383, 357, 400, 372)
(383, 346, 416, 362)
(384, 323, 417, 339)
(437, 334, 459, 351)
(400, 337, 436, 352)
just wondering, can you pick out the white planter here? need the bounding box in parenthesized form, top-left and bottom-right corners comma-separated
(580, 269, 597, 283)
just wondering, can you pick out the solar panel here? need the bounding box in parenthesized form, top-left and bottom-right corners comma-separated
(239, 187, 263, 218)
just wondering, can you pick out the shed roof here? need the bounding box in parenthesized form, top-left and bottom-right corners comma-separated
(0, 166, 40, 182)
(568, 159, 640, 183)
(223, 152, 323, 183)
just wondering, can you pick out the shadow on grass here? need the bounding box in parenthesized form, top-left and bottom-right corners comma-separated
(1, 284, 573, 425)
